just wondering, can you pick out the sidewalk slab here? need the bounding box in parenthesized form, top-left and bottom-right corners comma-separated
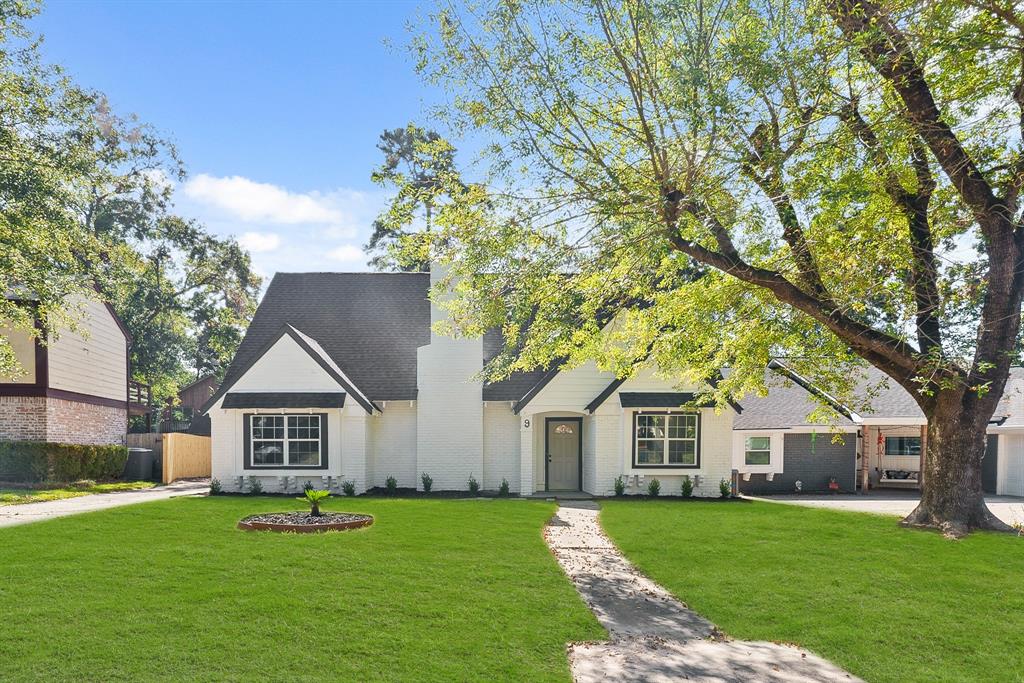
(0, 480, 207, 528)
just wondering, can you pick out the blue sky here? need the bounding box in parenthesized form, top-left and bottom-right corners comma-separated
(31, 0, 445, 278)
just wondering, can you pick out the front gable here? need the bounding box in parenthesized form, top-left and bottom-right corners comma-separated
(230, 333, 342, 394)
(205, 326, 376, 415)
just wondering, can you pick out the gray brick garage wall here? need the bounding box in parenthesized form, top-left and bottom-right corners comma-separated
(739, 433, 857, 495)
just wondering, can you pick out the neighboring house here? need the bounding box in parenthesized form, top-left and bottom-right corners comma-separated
(179, 374, 218, 414)
(202, 266, 1024, 497)
(0, 293, 146, 446)
(737, 362, 1024, 497)
(985, 367, 1024, 497)
(734, 363, 932, 495)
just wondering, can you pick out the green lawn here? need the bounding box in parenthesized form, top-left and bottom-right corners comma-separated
(600, 500, 1024, 683)
(0, 481, 156, 505)
(0, 496, 601, 682)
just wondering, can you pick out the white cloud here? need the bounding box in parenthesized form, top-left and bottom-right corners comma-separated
(327, 244, 366, 263)
(175, 173, 388, 281)
(237, 231, 281, 253)
(183, 174, 344, 225)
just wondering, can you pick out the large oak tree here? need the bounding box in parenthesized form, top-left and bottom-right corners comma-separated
(403, 0, 1024, 535)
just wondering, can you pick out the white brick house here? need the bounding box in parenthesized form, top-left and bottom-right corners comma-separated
(203, 267, 742, 495)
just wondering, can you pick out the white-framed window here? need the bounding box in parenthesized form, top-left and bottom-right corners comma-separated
(885, 436, 921, 456)
(733, 431, 783, 473)
(744, 435, 772, 465)
(249, 414, 324, 467)
(634, 412, 699, 467)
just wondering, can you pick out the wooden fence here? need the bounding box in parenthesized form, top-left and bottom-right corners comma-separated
(126, 433, 163, 459)
(161, 433, 211, 483)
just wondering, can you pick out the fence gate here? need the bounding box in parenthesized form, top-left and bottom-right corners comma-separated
(160, 433, 211, 483)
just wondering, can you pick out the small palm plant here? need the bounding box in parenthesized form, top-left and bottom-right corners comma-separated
(299, 488, 331, 517)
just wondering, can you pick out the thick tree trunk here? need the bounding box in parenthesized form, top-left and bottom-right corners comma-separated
(903, 393, 1011, 537)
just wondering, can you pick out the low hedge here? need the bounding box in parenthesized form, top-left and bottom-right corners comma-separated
(0, 442, 129, 484)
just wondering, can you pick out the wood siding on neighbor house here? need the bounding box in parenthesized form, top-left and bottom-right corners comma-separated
(47, 297, 127, 402)
(0, 324, 36, 384)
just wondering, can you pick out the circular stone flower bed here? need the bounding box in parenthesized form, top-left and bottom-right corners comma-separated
(237, 512, 373, 533)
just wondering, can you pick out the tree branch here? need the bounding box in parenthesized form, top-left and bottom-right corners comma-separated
(827, 0, 1014, 239)
(665, 200, 922, 385)
(840, 103, 943, 352)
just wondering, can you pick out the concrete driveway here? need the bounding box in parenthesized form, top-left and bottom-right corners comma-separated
(0, 479, 208, 528)
(752, 490, 1024, 527)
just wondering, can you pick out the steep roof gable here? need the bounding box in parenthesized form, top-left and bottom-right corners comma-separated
(203, 323, 377, 414)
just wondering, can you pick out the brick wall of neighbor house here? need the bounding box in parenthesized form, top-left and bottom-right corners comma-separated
(0, 396, 125, 445)
(739, 433, 856, 495)
(45, 398, 127, 446)
(0, 396, 48, 441)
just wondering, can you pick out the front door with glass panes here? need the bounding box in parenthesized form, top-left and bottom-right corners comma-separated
(546, 418, 581, 490)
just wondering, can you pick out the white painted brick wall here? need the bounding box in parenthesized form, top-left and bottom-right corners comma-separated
(415, 266, 484, 491)
(369, 402, 417, 488)
(483, 403, 520, 491)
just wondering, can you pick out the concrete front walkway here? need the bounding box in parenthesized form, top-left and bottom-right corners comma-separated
(0, 479, 208, 528)
(546, 502, 861, 682)
(753, 491, 1024, 526)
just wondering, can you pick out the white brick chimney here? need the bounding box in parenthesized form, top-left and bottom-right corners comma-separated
(415, 263, 484, 490)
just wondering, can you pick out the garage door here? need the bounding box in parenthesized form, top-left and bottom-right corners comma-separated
(998, 434, 1024, 497)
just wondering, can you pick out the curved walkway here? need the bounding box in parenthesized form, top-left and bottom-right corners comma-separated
(0, 479, 208, 528)
(545, 502, 861, 682)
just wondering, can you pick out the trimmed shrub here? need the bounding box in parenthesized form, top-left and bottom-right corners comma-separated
(341, 479, 356, 497)
(385, 475, 398, 494)
(613, 475, 625, 497)
(247, 477, 263, 495)
(0, 441, 128, 484)
(467, 474, 480, 494)
(498, 477, 510, 496)
(680, 476, 694, 498)
(719, 477, 731, 498)
(420, 472, 433, 493)
(209, 478, 222, 495)
(647, 478, 661, 497)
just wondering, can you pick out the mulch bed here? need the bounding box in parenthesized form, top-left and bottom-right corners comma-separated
(237, 511, 373, 533)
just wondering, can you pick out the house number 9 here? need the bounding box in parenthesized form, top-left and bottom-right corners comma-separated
(523, 419, 530, 428)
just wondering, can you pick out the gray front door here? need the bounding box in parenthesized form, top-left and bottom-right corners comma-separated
(547, 418, 581, 490)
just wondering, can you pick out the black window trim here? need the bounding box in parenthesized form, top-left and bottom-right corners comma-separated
(631, 410, 702, 469)
(243, 412, 329, 470)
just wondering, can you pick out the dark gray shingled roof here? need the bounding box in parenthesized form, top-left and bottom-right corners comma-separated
(482, 327, 550, 401)
(220, 272, 547, 404)
(847, 365, 925, 420)
(731, 367, 857, 430)
(220, 273, 431, 402)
